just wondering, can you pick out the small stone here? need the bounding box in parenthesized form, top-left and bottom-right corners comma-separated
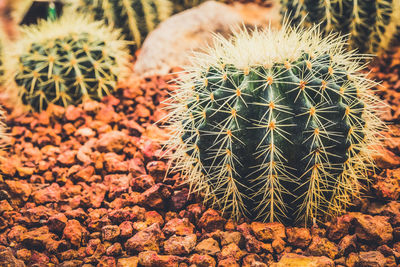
(198, 209, 225, 232)
(132, 175, 155, 191)
(272, 238, 286, 254)
(271, 253, 334, 267)
(163, 218, 195, 236)
(353, 213, 393, 245)
(307, 236, 339, 259)
(106, 243, 123, 257)
(358, 251, 386, 267)
(338, 235, 357, 256)
(102, 225, 120, 242)
(96, 131, 128, 153)
(65, 106, 82, 121)
(219, 243, 247, 261)
(170, 188, 189, 211)
(327, 214, 354, 241)
(218, 257, 240, 267)
(220, 231, 243, 246)
(119, 221, 134, 238)
(141, 183, 171, 210)
(138, 251, 181, 266)
(57, 151, 77, 165)
(48, 213, 68, 233)
(189, 254, 216, 267)
(242, 254, 267, 267)
(125, 223, 164, 253)
(32, 183, 61, 204)
(251, 222, 274, 241)
(164, 234, 197, 255)
(117, 256, 139, 267)
(63, 220, 89, 247)
(286, 227, 311, 248)
(194, 238, 221, 255)
(0, 247, 26, 267)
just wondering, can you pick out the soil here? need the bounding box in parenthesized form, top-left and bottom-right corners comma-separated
(0, 49, 400, 267)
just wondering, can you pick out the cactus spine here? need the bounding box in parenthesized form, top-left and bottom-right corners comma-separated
(9, 14, 129, 111)
(281, 0, 400, 54)
(73, 0, 172, 51)
(166, 24, 384, 223)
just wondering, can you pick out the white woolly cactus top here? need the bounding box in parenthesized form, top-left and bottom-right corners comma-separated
(167, 22, 386, 223)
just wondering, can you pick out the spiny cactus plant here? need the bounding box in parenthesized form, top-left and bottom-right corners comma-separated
(281, 0, 400, 54)
(71, 0, 172, 51)
(172, 0, 207, 13)
(8, 14, 129, 111)
(166, 24, 385, 224)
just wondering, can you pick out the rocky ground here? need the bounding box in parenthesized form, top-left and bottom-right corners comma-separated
(0, 51, 399, 267)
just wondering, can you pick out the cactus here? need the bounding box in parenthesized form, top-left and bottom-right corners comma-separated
(281, 0, 400, 54)
(172, 0, 207, 12)
(166, 24, 384, 224)
(8, 14, 129, 111)
(71, 0, 172, 51)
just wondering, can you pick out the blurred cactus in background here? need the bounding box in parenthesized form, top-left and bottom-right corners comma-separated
(165, 23, 385, 224)
(8, 14, 129, 111)
(70, 0, 172, 52)
(281, 0, 400, 54)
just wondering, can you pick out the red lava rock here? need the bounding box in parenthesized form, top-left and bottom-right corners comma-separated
(198, 209, 225, 232)
(0, 247, 25, 267)
(47, 213, 68, 233)
(163, 218, 195, 236)
(138, 250, 181, 267)
(131, 175, 155, 191)
(96, 131, 128, 153)
(286, 227, 312, 248)
(272, 238, 286, 254)
(219, 231, 243, 246)
(373, 169, 400, 200)
(117, 256, 139, 267)
(62, 220, 89, 247)
(353, 213, 393, 245)
(307, 236, 339, 259)
(140, 183, 172, 210)
(125, 223, 164, 253)
(170, 188, 189, 211)
(57, 150, 77, 165)
(104, 174, 132, 200)
(218, 243, 247, 261)
(65, 106, 82, 121)
(163, 234, 197, 255)
(4, 180, 31, 204)
(146, 161, 167, 183)
(250, 222, 274, 241)
(20, 226, 57, 251)
(194, 238, 221, 255)
(106, 242, 123, 257)
(119, 221, 134, 238)
(218, 257, 240, 267)
(358, 251, 386, 267)
(338, 235, 357, 256)
(101, 225, 120, 242)
(327, 214, 354, 241)
(242, 254, 268, 267)
(271, 253, 334, 267)
(189, 254, 216, 267)
(32, 183, 61, 204)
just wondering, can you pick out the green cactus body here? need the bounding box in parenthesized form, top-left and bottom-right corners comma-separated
(75, 0, 172, 51)
(281, 0, 400, 54)
(167, 25, 384, 223)
(10, 14, 129, 111)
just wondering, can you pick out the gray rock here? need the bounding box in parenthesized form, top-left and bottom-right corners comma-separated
(134, 0, 280, 76)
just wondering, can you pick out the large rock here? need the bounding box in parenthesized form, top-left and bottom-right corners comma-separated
(134, 1, 280, 77)
(0, 247, 25, 267)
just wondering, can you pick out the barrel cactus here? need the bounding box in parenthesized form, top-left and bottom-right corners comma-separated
(281, 0, 400, 54)
(9, 14, 129, 111)
(166, 24, 384, 224)
(71, 0, 172, 51)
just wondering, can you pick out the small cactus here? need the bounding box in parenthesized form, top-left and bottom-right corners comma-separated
(8, 14, 129, 111)
(71, 0, 172, 51)
(281, 0, 400, 54)
(166, 24, 384, 224)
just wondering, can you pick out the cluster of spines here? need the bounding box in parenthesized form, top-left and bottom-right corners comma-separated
(281, 0, 400, 54)
(8, 14, 129, 111)
(166, 24, 384, 224)
(74, 0, 172, 51)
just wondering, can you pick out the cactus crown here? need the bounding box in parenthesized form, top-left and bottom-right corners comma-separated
(72, 0, 172, 51)
(8, 14, 129, 111)
(166, 23, 385, 224)
(281, 0, 400, 54)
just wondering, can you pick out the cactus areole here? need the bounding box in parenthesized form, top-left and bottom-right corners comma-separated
(166, 24, 384, 224)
